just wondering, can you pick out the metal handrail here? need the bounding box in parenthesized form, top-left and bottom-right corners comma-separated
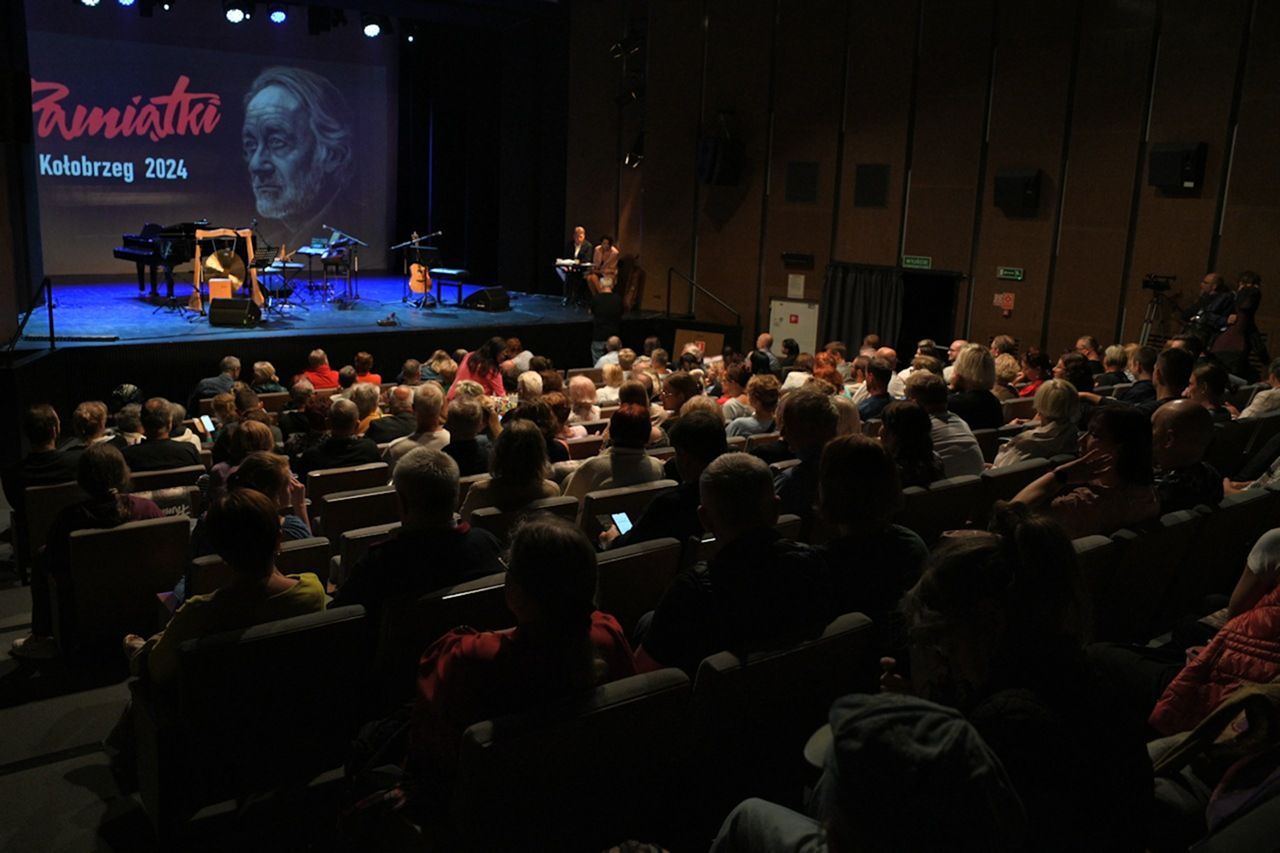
(666, 267, 741, 327)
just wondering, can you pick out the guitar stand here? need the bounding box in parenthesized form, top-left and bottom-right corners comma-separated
(152, 296, 198, 319)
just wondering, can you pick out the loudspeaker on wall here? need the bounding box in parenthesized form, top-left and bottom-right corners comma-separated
(994, 169, 1042, 218)
(1148, 142, 1207, 192)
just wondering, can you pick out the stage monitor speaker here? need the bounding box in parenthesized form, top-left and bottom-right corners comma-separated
(461, 286, 510, 312)
(1148, 142, 1207, 192)
(994, 169, 1041, 217)
(208, 297, 261, 327)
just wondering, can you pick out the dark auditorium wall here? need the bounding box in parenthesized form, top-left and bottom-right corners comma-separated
(565, 0, 1280, 354)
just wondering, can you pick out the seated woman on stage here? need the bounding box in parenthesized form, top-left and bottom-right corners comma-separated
(459, 420, 560, 521)
(448, 337, 507, 400)
(11, 444, 163, 659)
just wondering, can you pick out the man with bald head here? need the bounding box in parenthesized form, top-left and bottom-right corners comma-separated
(1152, 399, 1222, 513)
(876, 346, 907, 397)
(942, 339, 968, 384)
(384, 382, 451, 463)
(754, 332, 781, 373)
(296, 396, 380, 478)
(364, 385, 416, 443)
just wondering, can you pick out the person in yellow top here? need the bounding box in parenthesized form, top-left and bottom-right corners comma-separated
(124, 488, 327, 684)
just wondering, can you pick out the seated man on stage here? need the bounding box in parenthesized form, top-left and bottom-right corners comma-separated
(561, 225, 592, 306)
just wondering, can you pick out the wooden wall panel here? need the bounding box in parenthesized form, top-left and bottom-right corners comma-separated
(692, 0, 774, 326)
(1216, 2, 1280, 339)
(637, 0, 705, 312)
(565, 0, 626, 244)
(902, 0, 995, 329)
(1045, 0, 1156, 351)
(833, 0, 919, 267)
(1120, 0, 1249, 341)
(968, 0, 1078, 352)
(758, 0, 849, 332)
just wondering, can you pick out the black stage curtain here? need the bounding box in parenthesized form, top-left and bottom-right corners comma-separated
(820, 263, 903, 350)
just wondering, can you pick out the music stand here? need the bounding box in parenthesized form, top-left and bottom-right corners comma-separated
(324, 227, 367, 308)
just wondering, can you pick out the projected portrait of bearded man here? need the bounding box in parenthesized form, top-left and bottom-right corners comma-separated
(241, 66, 353, 251)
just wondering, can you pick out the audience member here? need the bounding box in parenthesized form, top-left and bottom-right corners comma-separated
(1115, 345, 1158, 405)
(1055, 351, 1096, 394)
(989, 334, 1018, 359)
(208, 419, 275, 497)
(597, 363, 624, 406)
(562, 404, 664, 500)
(991, 379, 1079, 468)
(251, 361, 286, 394)
(2, 405, 82, 516)
(425, 351, 459, 387)
(748, 349, 775, 379)
(774, 389, 838, 522)
(876, 347, 908, 397)
(831, 395, 861, 437)
(296, 397, 380, 478)
(717, 362, 753, 421)
(727, 374, 780, 438)
(658, 372, 701, 424)
(336, 365, 359, 398)
(441, 398, 491, 476)
(385, 382, 450, 464)
(879, 401, 944, 488)
(449, 336, 507, 399)
(752, 333, 781, 373)
(781, 352, 815, 390)
(1016, 349, 1052, 398)
(816, 435, 928, 629)
(992, 353, 1020, 401)
(12, 444, 163, 659)
(188, 356, 240, 411)
(209, 393, 237, 436)
(1076, 335, 1105, 374)
(409, 516, 636, 782)
(539, 369, 565, 394)
(459, 420, 560, 519)
(122, 397, 201, 472)
(1238, 357, 1280, 418)
(856, 357, 895, 421)
(712, 693, 1026, 853)
(302, 348, 340, 389)
(1151, 399, 1222, 513)
(905, 371, 984, 478)
(126, 489, 325, 683)
(283, 394, 331, 468)
(350, 382, 383, 434)
(67, 401, 112, 450)
(594, 335, 623, 368)
(1210, 270, 1264, 380)
(277, 379, 315, 438)
(1093, 345, 1130, 390)
(635, 453, 831, 675)
(1011, 406, 1158, 538)
(503, 337, 535, 373)
(113, 403, 144, 447)
(650, 348, 671, 377)
(884, 506, 1151, 850)
(354, 351, 382, 385)
(400, 359, 424, 387)
(941, 338, 969, 383)
(946, 344, 1003, 430)
(1185, 362, 1232, 423)
(364, 386, 417, 444)
(190, 449, 311, 567)
(333, 448, 502, 634)
(516, 370, 544, 402)
(604, 411, 726, 551)
(567, 375, 601, 423)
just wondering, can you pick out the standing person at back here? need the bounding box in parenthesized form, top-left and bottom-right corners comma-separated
(301, 349, 340, 389)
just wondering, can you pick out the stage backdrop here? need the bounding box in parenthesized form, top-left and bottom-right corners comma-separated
(24, 4, 393, 277)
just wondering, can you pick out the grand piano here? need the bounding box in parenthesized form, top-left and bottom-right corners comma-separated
(113, 220, 215, 300)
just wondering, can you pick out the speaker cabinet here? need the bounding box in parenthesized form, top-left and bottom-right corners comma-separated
(1148, 142, 1207, 192)
(208, 297, 261, 327)
(461, 287, 510, 312)
(994, 169, 1042, 218)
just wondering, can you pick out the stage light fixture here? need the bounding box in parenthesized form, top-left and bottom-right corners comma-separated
(79, 0, 102, 7)
(268, 4, 286, 24)
(361, 14, 387, 38)
(623, 131, 645, 169)
(223, 1, 254, 23)
(118, 0, 137, 6)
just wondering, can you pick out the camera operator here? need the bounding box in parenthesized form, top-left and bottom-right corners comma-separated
(1211, 271, 1267, 382)
(1181, 272, 1235, 346)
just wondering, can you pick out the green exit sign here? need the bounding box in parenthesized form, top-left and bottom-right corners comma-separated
(902, 255, 932, 270)
(996, 266, 1024, 281)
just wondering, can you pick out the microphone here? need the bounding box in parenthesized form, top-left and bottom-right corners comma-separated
(424, 230, 444, 239)
(322, 224, 333, 231)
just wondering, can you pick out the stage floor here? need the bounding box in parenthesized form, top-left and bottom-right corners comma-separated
(17, 275, 590, 349)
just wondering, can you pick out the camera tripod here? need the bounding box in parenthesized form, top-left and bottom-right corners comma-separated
(1139, 290, 1182, 346)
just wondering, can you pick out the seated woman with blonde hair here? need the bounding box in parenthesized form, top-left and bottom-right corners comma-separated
(991, 378, 1080, 468)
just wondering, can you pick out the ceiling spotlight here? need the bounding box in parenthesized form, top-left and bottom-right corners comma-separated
(118, 0, 136, 6)
(223, 1, 253, 23)
(624, 131, 645, 169)
(268, 4, 286, 23)
(362, 13, 388, 38)
(79, 0, 102, 7)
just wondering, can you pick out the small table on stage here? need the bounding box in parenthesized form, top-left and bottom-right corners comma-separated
(429, 268, 469, 306)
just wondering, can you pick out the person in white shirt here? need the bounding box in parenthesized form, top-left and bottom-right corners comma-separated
(1238, 358, 1280, 419)
(877, 346, 907, 398)
(567, 375, 601, 424)
(597, 363, 624, 406)
(594, 336, 623, 367)
(905, 370, 984, 478)
(942, 338, 969, 384)
(384, 383, 451, 464)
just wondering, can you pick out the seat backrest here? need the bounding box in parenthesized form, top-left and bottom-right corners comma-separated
(257, 391, 291, 413)
(61, 515, 190, 647)
(457, 473, 490, 510)
(1096, 510, 1208, 641)
(567, 366, 605, 385)
(726, 435, 747, 452)
(470, 496, 580, 545)
(169, 606, 368, 803)
(579, 479, 678, 538)
(684, 513, 803, 568)
(189, 537, 333, 597)
(895, 474, 982, 543)
(25, 480, 87, 558)
(972, 428, 1000, 463)
(132, 484, 202, 520)
(690, 612, 877, 815)
(1001, 396, 1036, 423)
(130, 465, 205, 493)
(337, 521, 402, 572)
(745, 431, 781, 451)
(1206, 420, 1260, 479)
(314, 485, 399, 553)
(305, 462, 389, 504)
(565, 434, 605, 460)
(976, 457, 1052, 525)
(579, 419, 610, 435)
(769, 458, 802, 476)
(1180, 489, 1280, 603)
(376, 572, 511, 706)
(596, 537, 682, 637)
(647, 445, 676, 461)
(454, 669, 692, 852)
(860, 419, 883, 438)
(1244, 411, 1280, 459)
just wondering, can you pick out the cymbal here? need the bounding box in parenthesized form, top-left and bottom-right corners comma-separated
(204, 249, 245, 288)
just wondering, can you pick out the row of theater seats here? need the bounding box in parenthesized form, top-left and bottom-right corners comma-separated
(130, 598, 876, 848)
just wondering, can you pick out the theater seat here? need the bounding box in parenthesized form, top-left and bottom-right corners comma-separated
(975, 458, 1052, 526)
(579, 479, 678, 538)
(895, 474, 982, 544)
(312, 484, 398, 552)
(469, 495, 579, 545)
(1095, 510, 1207, 641)
(304, 462, 390, 504)
(688, 612, 877, 831)
(187, 537, 333, 596)
(596, 537, 682, 637)
(452, 668, 691, 852)
(131, 605, 367, 838)
(129, 464, 205, 493)
(1205, 420, 1259, 479)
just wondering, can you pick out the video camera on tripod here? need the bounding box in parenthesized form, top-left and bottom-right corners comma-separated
(1142, 273, 1176, 292)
